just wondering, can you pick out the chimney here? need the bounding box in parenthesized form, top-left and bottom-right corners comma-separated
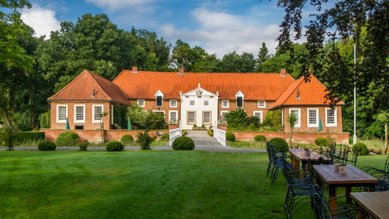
(132, 66, 138, 73)
(280, 68, 287, 77)
(178, 68, 184, 76)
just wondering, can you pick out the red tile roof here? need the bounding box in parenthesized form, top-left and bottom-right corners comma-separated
(270, 74, 342, 109)
(48, 70, 128, 104)
(112, 70, 296, 100)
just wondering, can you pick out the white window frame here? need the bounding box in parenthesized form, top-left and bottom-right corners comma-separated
(220, 111, 229, 121)
(137, 99, 145, 107)
(56, 104, 68, 123)
(253, 111, 263, 124)
(111, 105, 114, 125)
(169, 110, 178, 123)
(169, 99, 177, 108)
(92, 104, 104, 123)
(221, 100, 229, 108)
(289, 108, 301, 128)
(202, 111, 211, 125)
(190, 100, 195, 106)
(325, 108, 337, 127)
(74, 104, 85, 123)
(187, 111, 196, 125)
(258, 100, 266, 108)
(307, 108, 319, 128)
(204, 100, 209, 106)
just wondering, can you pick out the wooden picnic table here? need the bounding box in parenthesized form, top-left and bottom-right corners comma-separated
(289, 148, 330, 175)
(313, 164, 378, 216)
(351, 191, 389, 219)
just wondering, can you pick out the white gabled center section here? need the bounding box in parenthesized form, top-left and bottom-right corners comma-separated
(180, 86, 218, 130)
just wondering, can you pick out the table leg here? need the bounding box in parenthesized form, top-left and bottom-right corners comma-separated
(329, 185, 337, 216)
(345, 187, 352, 204)
(292, 156, 299, 173)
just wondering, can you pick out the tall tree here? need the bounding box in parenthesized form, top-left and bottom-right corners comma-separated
(277, 0, 389, 112)
(256, 42, 269, 71)
(218, 51, 256, 72)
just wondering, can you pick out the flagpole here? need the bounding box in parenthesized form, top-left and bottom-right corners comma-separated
(353, 43, 357, 145)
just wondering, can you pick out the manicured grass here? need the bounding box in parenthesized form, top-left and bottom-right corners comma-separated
(0, 151, 386, 219)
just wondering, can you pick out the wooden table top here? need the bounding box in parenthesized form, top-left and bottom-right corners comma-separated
(289, 148, 330, 162)
(351, 191, 389, 219)
(313, 164, 378, 185)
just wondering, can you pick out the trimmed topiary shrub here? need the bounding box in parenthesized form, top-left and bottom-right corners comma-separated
(226, 131, 235, 142)
(172, 136, 195, 150)
(121, 135, 134, 145)
(268, 138, 289, 153)
(160, 133, 169, 141)
(137, 131, 154, 150)
(315, 137, 332, 147)
(254, 135, 266, 142)
(352, 142, 369, 156)
(38, 140, 56, 151)
(79, 141, 89, 151)
(106, 141, 124, 151)
(56, 131, 80, 146)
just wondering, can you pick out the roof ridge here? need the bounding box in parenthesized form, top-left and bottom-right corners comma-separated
(48, 70, 90, 101)
(89, 72, 114, 101)
(121, 70, 288, 75)
(112, 69, 126, 84)
(270, 77, 304, 109)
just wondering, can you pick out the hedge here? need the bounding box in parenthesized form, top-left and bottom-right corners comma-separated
(38, 140, 56, 151)
(106, 141, 124, 151)
(226, 132, 235, 142)
(0, 131, 45, 145)
(56, 131, 80, 146)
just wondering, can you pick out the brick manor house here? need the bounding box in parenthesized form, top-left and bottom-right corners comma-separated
(48, 67, 344, 134)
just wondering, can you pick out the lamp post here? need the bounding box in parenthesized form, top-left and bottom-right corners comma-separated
(353, 43, 357, 145)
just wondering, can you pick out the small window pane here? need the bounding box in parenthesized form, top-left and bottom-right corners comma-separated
(254, 112, 262, 123)
(190, 100, 195, 106)
(222, 100, 229, 108)
(58, 106, 67, 121)
(204, 100, 209, 106)
(137, 99, 145, 107)
(170, 112, 177, 123)
(237, 97, 243, 107)
(188, 112, 195, 124)
(94, 106, 103, 121)
(327, 109, 335, 124)
(203, 112, 211, 124)
(75, 106, 84, 121)
(308, 109, 317, 125)
(170, 100, 177, 107)
(156, 96, 162, 107)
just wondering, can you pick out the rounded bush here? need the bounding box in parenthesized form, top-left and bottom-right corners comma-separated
(254, 135, 266, 142)
(79, 141, 89, 151)
(38, 140, 56, 151)
(121, 135, 134, 144)
(172, 136, 195, 150)
(160, 133, 169, 141)
(226, 131, 235, 142)
(268, 138, 289, 153)
(352, 142, 369, 156)
(106, 141, 124, 151)
(56, 131, 80, 146)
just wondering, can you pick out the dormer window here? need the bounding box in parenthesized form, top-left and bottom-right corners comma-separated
(154, 90, 164, 107)
(235, 91, 244, 108)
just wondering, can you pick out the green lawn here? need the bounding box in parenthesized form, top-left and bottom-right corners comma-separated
(0, 151, 386, 219)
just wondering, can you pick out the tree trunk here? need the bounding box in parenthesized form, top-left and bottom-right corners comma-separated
(385, 122, 388, 154)
(289, 128, 293, 148)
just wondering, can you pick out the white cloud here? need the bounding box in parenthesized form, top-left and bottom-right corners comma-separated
(21, 5, 60, 39)
(159, 8, 281, 57)
(86, 0, 155, 11)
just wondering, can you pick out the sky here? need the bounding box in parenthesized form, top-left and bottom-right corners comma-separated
(20, 0, 289, 57)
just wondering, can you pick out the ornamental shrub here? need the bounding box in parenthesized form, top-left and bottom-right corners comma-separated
(39, 111, 50, 129)
(226, 131, 235, 142)
(160, 133, 169, 141)
(245, 116, 260, 128)
(56, 131, 80, 146)
(78, 141, 89, 151)
(225, 109, 247, 128)
(172, 136, 195, 150)
(106, 141, 124, 151)
(352, 142, 369, 156)
(268, 138, 289, 153)
(121, 135, 134, 144)
(315, 137, 331, 147)
(38, 140, 56, 151)
(136, 131, 154, 150)
(254, 135, 266, 142)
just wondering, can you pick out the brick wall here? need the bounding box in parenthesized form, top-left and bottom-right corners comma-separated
(42, 129, 168, 143)
(50, 102, 111, 130)
(282, 106, 343, 133)
(218, 99, 273, 122)
(233, 131, 349, 144)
